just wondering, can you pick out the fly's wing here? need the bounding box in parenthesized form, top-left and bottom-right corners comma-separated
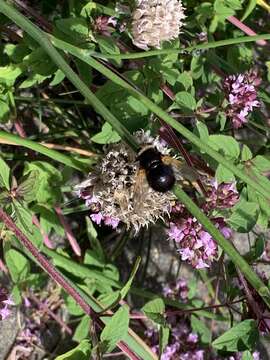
(74, 174, 98, 191)
(162, 156, 201, 190)
(132, 168, 149, 212)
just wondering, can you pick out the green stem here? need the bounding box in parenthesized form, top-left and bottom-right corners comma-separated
(86, 34, 270, 60)
(173, 185, 270, 309)
(49, 36, 270, 201)
(0, 130, 87, 172)
(0, 0, 139, 153)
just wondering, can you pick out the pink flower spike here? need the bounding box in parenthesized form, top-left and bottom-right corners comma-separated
(90, 212, 104, 225)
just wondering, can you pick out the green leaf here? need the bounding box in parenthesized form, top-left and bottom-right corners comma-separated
(212, 319, 258, 352)
(120, 257, 141, 300)
(194, 121, 209, 144)
(86, 217, 104, 261)
(242, 350, 253, 360)
(142, 298, 165, 325)
(19, 73, 50, 88)
(0, 99, 10, 123)
(159, 326, 170, 356)
(91, 122, 121, 144)
(17, 170, 39, 203)
(55, 18, 89, 42)
(56, 340, 91, 360)
(96, 35, 121, 67)
(0, 156, 10, 190)
(175, 91, 197, 112)
(177, 71, 193, 90)
(49, 69, 65, 86)
(63, 294, 85, 316)
(100, 305, 129, 353)
(5, 249, 30, 283)
(208, 135, 240, 159)
(0, 64, 23, 86)
(241, 145, 253, 161)
(191, 315, 211, 344)
(228, 199, 259, 233)
(216, 164, 235, 183)
(73, 315, 91, 342)
(241, 0, 257, 20)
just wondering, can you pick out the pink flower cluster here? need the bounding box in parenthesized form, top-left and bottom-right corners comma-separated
(224, 70, 260, 129)
(146, 279, 204, 360)
(79, 193, 120, 229)
(168, 218, 217, 269)
(0, 288, 14, 320)
(203, 181, 239, 212)
(167, 181, 237, 269)
(163, 278, 189, 301)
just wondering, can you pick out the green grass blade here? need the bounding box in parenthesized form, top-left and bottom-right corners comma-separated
(0, 130, 87, 172)
(90, 33, 270, 60)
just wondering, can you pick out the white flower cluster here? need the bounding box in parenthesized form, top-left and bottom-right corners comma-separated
(131, 0, 185, 50)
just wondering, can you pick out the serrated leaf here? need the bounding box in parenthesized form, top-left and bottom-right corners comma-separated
(212, 319, 258, 352)
(91, 122, 121, 144)
(0, 156, 10, 190)
(56, 340, 91, 360)
(5, 248, 30, 283)
(16, 170, 39, 203)
(100, 305, 129, 353)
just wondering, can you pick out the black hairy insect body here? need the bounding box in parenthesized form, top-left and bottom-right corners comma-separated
(137, 147, 175, 192)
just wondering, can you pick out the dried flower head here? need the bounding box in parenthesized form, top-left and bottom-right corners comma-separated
(76, 131, 177, 232)
(224, 69, 260, 129)
(131, 0, 186, 50)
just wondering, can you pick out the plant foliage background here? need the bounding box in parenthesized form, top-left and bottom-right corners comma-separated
(0, 0, 270, 359)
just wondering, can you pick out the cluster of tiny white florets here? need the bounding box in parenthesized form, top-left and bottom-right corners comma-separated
(131, 0, 186, 50)
(76, 131, 176, 232)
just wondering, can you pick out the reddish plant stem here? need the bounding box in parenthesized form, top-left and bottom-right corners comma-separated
(54, 206, 82, 257)
(127, 298, 246, 320)
(227, 16, 267, 46)
(32, 215, 54, 249)
(236, 267, 270, 332)
(12, 0, 52, 32)
(29, 292, 72, 335)
(0, 207, 94, 317)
